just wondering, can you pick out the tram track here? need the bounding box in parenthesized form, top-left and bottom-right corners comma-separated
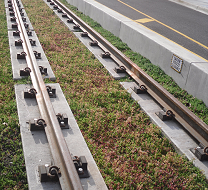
(3, 0, 208, 189)
(50, 0, 208, 151)
(11, 0, 83, 189)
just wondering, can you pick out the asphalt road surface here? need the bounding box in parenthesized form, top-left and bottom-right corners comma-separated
(94, 0, 208, 61)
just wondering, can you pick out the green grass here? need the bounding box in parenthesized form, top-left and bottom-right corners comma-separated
(1, 0, 208, 189)
(0, 1, 27, 189)
(22, 0, 208, 189)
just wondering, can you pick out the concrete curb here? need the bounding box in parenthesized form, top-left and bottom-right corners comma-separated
(66, 0, 208, 107)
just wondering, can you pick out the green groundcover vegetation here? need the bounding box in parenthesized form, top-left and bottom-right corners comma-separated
(0, 0, 208, 189)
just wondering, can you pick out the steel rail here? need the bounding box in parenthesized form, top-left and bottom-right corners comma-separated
(12, 0, 83, 189)
(53, 0, 208, 147)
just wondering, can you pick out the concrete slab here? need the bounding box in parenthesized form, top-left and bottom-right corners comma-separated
(15, 83, 108, 190)
(121, 81, 208, 178)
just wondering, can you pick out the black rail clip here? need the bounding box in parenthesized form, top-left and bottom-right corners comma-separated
(156, 109, 174, 121)
(101, 52, 111, 58)
(13, 30, 20, 36)
(73, 156, 90, 178)
(81, 32, 88, 37)
(17, 52, 27, 59)
(56, 113, 69, 129)
(62, 13, 68, 18)
(89, 40, 98, 46)
(30, 118, 46, 131)
(27, 30, 32, 36)
(8, 0, 12, 3)
(8, 3, 12, 7)
(12, 23, 18, 29)
(29, 39, 36, 46)
(24, 23, 29, 28)
(73, 24, 80, 30)
(57, 9, 63, 13)
(39, 66, 47, 75)
(67, 18, 73, 23)
(47, 0, 51, 2)
(50, 2, 55, 5)
(24, 88, 37, 98)
(10, 16, 16, 22)
(191, 144, 208, 161)
(46, 85, 56, 98)
(33, 51, 41, 59)
(15, 39, 23, 46)
(133, 84, 147, 94)
(38, 165, 60, 182)
(115, 66, 126, 73)
(16, 0, 20, 6)
(22, 17, 26, 22)
(53, 5, 58, 10)
(10, 11, 15, 16)
(20, 67, 31, 76)
(9, 7, 13, 12)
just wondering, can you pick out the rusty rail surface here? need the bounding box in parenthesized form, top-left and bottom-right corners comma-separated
(53, 0, 208, 147)
(12, 0, 83, 189)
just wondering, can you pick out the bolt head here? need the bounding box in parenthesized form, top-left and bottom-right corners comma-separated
(78, 168, 83, 173)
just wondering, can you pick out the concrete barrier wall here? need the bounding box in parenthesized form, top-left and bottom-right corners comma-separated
(66, 0, 208, 107)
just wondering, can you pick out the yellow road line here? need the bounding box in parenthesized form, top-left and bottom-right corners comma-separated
(118, 0, 208, 51)
(136, 18, 154, 23)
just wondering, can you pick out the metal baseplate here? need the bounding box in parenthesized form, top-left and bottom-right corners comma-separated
(38, 156, 89, 182)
